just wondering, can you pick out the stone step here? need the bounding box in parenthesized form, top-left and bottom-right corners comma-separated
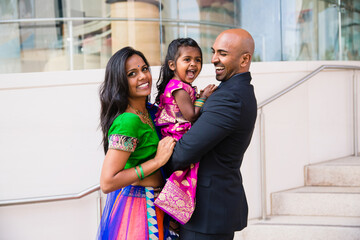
(235, 216, 360, 240)
(305, 156, 360, 187)
(271, 186, 360, 217)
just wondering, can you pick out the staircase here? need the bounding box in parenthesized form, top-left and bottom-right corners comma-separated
(236, 156, 360, 240)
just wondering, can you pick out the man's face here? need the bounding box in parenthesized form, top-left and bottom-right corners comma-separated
(211, 33, 242, 82)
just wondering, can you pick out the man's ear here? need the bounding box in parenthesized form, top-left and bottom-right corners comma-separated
(168, 60, 176, 71)
(240, 53, 251, 67)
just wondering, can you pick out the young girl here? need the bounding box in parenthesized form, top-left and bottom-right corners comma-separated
(154, 38, 217, 225)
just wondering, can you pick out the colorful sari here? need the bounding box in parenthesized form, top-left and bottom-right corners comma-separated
(97, 104, 178, 239)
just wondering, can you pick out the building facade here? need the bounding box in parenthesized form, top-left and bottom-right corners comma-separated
(0, 0, 359, 73)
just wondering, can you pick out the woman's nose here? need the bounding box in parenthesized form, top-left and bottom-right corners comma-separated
(138, 71, 146, 80)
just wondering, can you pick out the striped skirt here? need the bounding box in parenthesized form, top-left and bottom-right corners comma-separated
(97, 185, 177, 240)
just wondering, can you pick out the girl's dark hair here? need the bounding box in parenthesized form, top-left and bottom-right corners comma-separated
(155, 38, 202, 103)
(99, 46, 150, 153)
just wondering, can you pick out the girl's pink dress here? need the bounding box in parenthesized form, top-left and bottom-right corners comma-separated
(154, 79, 199, 224)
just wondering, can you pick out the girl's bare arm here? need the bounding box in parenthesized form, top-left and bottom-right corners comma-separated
(173, 84, 217, 123)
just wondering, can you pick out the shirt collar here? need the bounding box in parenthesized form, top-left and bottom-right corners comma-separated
(217, 72, 251, 89)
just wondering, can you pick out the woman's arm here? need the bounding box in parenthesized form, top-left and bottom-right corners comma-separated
(100, 136, 176, 193)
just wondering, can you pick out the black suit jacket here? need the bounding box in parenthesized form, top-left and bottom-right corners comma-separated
(167, 72, 257, 234)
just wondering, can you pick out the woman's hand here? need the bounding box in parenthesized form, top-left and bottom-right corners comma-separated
(100, 137, 175, 193)
(154, 136, 176, 167)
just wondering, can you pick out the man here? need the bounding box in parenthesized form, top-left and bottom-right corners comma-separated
(167, 28, 257, 240)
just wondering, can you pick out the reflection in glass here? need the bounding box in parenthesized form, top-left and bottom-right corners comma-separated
(0, 0, 359, 74)
(341, 0, 360, 60)
(318, 0, 339, 60)
(47, 20, 112, 71)
(281, 0, 319, 61)
(282, 0, 359, 61)
(0, 0, 21, 73)
(241, 0, 281, 62)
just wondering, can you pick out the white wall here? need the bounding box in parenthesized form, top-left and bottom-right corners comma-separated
(0, 61, 359, 239)
(0, 70, 104, 239)
(246, 61, 359, 217)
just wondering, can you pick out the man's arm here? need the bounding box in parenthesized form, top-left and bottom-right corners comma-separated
(168, 93, 242, 171)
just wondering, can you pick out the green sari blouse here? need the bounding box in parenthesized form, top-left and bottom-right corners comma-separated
(108, 112, 159, 170)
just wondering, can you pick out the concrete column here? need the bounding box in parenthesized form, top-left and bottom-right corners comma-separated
(109, 0, 161, 66)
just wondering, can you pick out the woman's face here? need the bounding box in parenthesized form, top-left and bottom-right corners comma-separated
(125, 54, 152, 99)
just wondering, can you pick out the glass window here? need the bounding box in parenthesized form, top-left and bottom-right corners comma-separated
(281, 0, 320, 61)
(196, 0, 238, 25)
(281, 0, 359, 61)
(318, 0, 339, 60)
(240, 0, 282, 62)
(0, 0, 21, 73)
(0, 0, 358, 74)
(341, 0, 360, 60)
(161, 0, 238, 64)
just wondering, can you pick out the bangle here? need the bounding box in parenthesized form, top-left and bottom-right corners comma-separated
(139, 164, 145, 180)
(194, 102, 204, 107)
(134, 166, 141, 180)
(194, 98, 206, 108)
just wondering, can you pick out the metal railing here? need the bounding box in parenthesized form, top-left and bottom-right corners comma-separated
(0, 184, 102, 223)
(0, 17, 237, 28)
(0, 16, 236, 71)
(0, 184, 100, 206)
(257, 64, 360, 220)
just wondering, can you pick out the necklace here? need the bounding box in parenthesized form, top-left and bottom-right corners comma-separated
(129, 105, 155, 130)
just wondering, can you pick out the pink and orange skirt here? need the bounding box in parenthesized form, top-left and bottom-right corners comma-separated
(97, 185, 177, 240)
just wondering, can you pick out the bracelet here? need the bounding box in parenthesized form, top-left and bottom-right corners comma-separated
(194, 97, 206, 108)
(139, 164, 145, 180)
(194, 101, 204, 107)
(134, 166, 141, 180)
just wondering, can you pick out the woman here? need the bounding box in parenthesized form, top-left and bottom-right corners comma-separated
(97, 46, 176, 240)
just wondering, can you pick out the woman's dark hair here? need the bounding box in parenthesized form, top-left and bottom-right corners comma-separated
(99, 46, 150, 153)
(155, 38, 202, 103)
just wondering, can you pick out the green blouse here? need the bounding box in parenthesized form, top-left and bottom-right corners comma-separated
(108, 112, 159, 170)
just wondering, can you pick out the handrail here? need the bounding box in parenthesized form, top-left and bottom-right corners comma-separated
(258, 65, 360, 109)
(0, 17, 237, 29)
(0, 16, 235, 71)
(257, 64, 360, 220)
(0, 184, 100, 207)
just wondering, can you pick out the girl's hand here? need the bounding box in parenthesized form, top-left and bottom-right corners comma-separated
(154, 136, 176, 167)
(200, 84, 217, 98)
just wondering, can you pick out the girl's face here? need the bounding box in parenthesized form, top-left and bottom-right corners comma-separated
(126, 54, 152, 99)
(169, 46, 202, 84)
